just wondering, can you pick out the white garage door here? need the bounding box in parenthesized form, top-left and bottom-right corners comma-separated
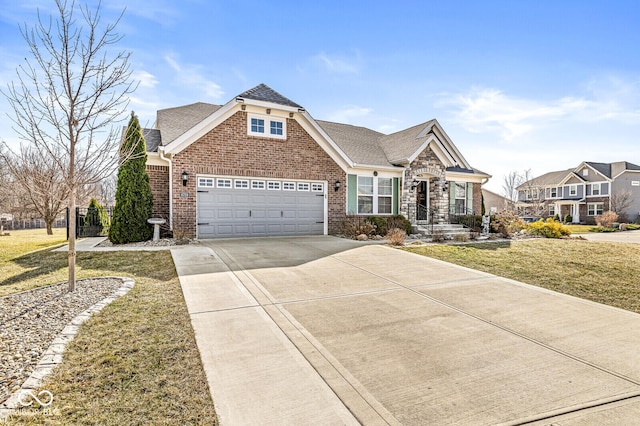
(196, 176, 326, 239)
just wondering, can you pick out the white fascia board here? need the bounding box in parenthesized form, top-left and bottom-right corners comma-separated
(163, 99, 239, 156)
(579, 162, 611, 181)
(295, 110, 354, 171)
(146, 152, 170, 166)
(239, 98, 301, 113)
(406, 134, 436, 164)
(431, 121, 472, 169)
(445, 171, 487, 183)
(428, 139, 457, 168)
(613, 169, 640, 180)
(559, 172, 583, 186)
(346, 165, 404, 177)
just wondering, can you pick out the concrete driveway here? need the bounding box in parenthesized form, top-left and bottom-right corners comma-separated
(580, 229, 640, 243)
(172, 237, 640, 425)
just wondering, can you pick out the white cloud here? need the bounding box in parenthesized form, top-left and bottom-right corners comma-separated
(164, 54, 224, 100)
(312, 51, 361, 74)
(133, 70, 158, 88)
(438, 83, 640, 141)
(326, 105, 373, 123)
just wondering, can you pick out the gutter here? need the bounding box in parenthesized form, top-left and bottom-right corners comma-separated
(158, 147, 173, 230)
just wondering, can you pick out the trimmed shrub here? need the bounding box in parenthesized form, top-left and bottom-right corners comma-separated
(553, 214, 560, 222)
(386, 228, 407, 246)
(526, 218, 571, 238)
(564, 214, 573, 223)
(596, 211, 618, 228)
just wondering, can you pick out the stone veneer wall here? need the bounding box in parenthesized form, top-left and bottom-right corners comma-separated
(168, 111, 346, 238)
(401, 146, 449, 223)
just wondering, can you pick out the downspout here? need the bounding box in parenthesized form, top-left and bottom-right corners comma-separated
(159, 148, 173, 230)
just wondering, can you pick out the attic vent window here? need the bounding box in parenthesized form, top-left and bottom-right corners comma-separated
(583, 169, 588, 176)
(248, 113, 286, 140)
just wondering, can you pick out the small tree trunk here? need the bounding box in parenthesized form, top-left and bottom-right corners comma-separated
(46, 220, 53, 235)
(68, 188, 76, 292)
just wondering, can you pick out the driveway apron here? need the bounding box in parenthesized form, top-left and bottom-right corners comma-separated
(172, 237, 640, 425)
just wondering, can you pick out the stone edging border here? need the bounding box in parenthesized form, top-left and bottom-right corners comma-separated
(0, 276, 135, 417)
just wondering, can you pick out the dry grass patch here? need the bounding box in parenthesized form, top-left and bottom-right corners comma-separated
(405, 239, 640, 314)
(1, 235, 218, 424)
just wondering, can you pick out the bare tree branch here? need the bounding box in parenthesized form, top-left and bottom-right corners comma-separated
(2, 0, 138, 291)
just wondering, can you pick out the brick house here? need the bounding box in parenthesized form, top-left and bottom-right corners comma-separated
(516, 161, 640, 224)
(145, 84, 490, 238)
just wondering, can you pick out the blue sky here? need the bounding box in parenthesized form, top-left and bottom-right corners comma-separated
(1, 0, 639, 193)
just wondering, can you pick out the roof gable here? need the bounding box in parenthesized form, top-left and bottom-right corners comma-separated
(236, 83, 302, 109)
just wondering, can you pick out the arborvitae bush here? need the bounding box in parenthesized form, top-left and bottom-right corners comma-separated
(109, 113, 154, 244)
(83, 197, 110, 236)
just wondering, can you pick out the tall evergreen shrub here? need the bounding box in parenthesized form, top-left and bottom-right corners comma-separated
(109, 113, 154, 243)
(84, 197, 110, 236)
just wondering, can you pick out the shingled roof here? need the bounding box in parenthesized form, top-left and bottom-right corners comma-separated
(156, 102, 222, 145)
(315, 120, 387, 166)
(148, 84, 486, 175)
(237, 83, 303, 109)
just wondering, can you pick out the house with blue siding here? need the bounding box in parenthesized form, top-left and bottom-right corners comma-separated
(516, 161, 640, 224)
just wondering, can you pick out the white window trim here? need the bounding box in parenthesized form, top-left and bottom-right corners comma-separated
(283, 182, 296, 191)
(297, 182, 310, 191)
(247, 113, 286, 140)
(549, 205, 556, 216)
(587, 203, 604, 216)
(267, 181, 281, 190)
(357, 176, 395, 215)
(217, 178, 232, 188)
(251, 180, 266, 190)
(234, 179, 249, 189)
(590, 183, 601, 196)
(198, 177, 214, 188)
(568, 184, 578, 196)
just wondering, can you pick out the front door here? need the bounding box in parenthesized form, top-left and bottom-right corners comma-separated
(416, 181, 430, 221)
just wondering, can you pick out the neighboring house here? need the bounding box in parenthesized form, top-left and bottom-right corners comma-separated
(516, 161, 640, 224)
(145, 84, 490, 239)
(482, 188, 513, 214)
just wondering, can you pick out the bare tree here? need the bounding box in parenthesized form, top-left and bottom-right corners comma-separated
(0, 145, 70, 234)
(610, 189, 633, 220)
(3, 0, 137, 291)
(502, 170, 523, 208)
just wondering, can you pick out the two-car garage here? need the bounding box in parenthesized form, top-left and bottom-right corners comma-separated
(196, 175, 326, 239)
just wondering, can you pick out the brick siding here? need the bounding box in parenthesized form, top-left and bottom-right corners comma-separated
(160, 111, 346, 238)
(146, 164, 171, 236)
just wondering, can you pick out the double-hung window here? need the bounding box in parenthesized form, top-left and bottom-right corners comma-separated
(357, 176, 394, 214)
(590, 183, 601, 196)
(588, 203, 603, 216)
(569, 185, 577, 197)
(357, 177, 374, 214)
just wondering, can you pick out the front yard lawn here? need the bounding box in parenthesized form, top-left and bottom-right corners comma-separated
(2, 229, 217, 425)
(405, 239, 640, 314)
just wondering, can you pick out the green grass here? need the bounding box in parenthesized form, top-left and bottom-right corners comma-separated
(405, 239, 640, 314)
(2, 229, 217, 425)
(562, 224, 593, 234)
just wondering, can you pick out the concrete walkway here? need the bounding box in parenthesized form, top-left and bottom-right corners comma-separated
(173, 236, 640, 425)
